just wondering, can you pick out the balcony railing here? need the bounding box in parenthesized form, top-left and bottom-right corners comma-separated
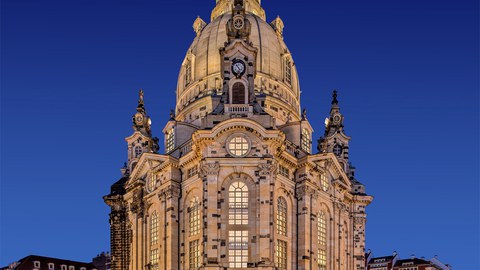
(224, 104, 253, 113)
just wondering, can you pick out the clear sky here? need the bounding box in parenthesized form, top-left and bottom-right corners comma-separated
(1, 0, 478, 268)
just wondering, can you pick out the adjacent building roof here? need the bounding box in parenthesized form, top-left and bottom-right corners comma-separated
(3, 255, 97, 270)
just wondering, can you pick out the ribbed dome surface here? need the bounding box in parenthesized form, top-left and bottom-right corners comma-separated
(176, 10, 301, 122)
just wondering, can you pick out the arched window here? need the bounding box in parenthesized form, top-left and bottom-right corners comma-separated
(276, 197, 287, 236)
(189, 197, 200, 236)
(228, 182, 248, 225)
(228, 181, 249, 268)
(134, 145, 143, 158)
(150, 212, 158, 246)
(166, 129, 175, 153)
(301, 128, 310, 153)
(318, 211, 327, 270)
(231, 82, 246, 104)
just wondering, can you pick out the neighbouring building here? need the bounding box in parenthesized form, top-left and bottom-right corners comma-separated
(365, 253, 452, 270)
(393, 257, 452, 270)
(367, 252, 399, 270)
(92, 252, 111, 270)
(104, 0, 373, 269)
(1, 255, 97, 270)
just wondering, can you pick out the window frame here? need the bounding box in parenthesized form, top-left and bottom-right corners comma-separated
(301, 128, 311, 153)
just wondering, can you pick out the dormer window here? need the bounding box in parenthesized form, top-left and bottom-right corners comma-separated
(33, 261, 40, 268)
(61, 265, 67, 270)
(301, 128, 311, 153)
(48, 263, 55, 270)
(134, 145, 143, 158)
(80, 268, 86, 270)
(166, 129, 175, 153)
(69, 266, 74, 270)
(185, 59, 192, 86)
(285, 59, 292, 84)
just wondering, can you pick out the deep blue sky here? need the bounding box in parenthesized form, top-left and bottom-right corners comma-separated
(1, 0, 478, 268)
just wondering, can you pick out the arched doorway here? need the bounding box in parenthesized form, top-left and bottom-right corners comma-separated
(231, 82, 246, 104)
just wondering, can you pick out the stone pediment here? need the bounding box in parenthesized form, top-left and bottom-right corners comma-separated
(126, 153, 171, 189)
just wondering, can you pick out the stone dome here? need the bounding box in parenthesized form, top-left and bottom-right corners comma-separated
(175, 0, 301, 125)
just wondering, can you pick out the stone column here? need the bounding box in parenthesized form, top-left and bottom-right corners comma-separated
(200, 162, 221, 269)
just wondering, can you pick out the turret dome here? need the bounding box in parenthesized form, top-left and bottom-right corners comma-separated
(175, 0, 301, 125)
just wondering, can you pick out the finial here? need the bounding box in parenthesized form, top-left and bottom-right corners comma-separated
(138, 89, 145, 106)
(332, 90, 338, 105)
(302, 108, 307, 120)
(169, 109, 176, 121)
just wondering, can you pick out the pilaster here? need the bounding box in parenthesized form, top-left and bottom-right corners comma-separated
(200, 161, 221, 269)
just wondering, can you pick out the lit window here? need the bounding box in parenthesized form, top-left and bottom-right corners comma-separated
(301, 128, 310, 153)
(134, 145, 142, 158)
(185, 59, 192, 86)
(285, 59, 292, 84)
(228, 137, 249, 157)
(318, 211, 327, 270)
(320, 173, 329, 192)
(276, 197, 287, 236)
(189, 197, 200, 236)
(166, 129, 175, 153)
(148, 174, 157, 192)
(150, 249, 159, 270)
(276, 240, 287, 270)
(151, 212, 158, 245)
(229, 182, 249, 225)
(228, 230, 248, 268)
(189, 240, 201, 269)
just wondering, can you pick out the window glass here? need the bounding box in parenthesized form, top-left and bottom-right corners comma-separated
(276, 197, 287, 236)
(228, 182, 249, 225)
(228, 230, 248, 268)
(228, 137, 249, 157)
(166, 129, 175, 153)
(151, 212, 158, 245)
(189, 197, 200, 236)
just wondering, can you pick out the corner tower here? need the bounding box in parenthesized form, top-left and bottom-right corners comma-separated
(105, 1, 373, 270)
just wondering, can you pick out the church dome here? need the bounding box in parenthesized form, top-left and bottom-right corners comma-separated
(175, 0, 301, 124)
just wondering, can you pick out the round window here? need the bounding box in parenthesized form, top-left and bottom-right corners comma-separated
(227, 136, 250, 157)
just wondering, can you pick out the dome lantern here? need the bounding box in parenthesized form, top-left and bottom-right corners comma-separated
(211, 0, 265, 21)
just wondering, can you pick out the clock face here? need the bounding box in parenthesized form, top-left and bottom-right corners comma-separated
(232, 60, 245, 76)
(233, 18, 244, 29)
(333, 114, 341, 124)
(136, 115, 143, 123)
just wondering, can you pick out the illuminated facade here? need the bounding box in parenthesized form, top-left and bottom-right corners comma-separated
(104, 0, 373, 269)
